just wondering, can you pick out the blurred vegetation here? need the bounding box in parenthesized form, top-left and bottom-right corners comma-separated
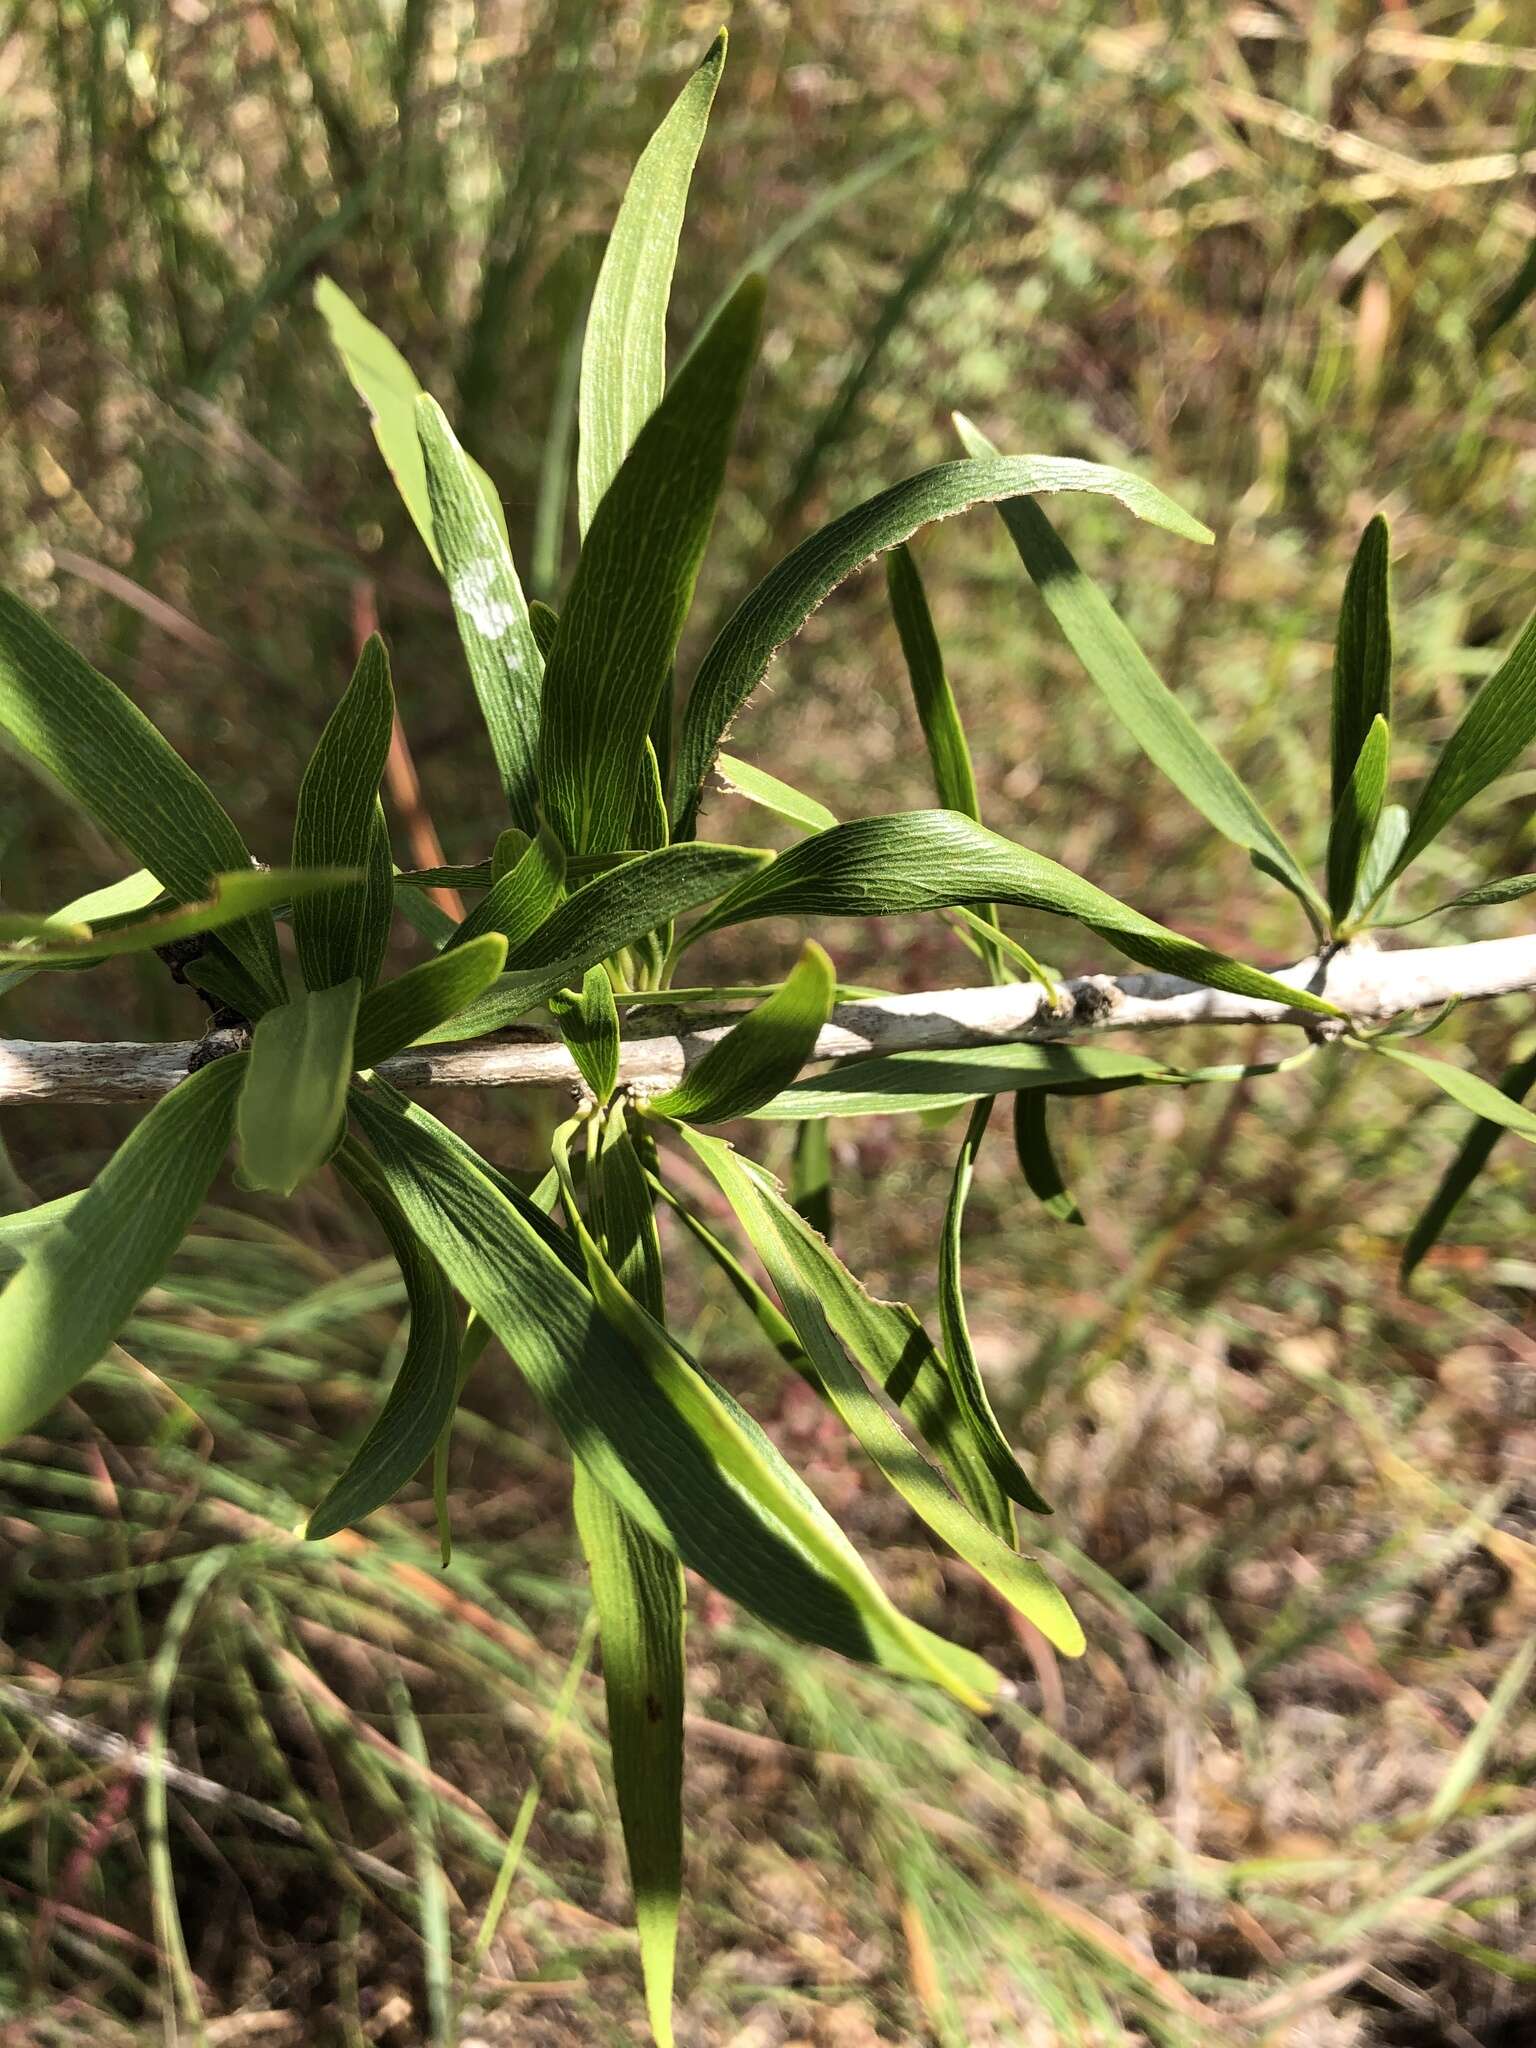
(3, 2, 1536, 2043)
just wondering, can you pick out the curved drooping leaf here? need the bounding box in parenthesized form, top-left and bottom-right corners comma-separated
(236, 980, 361, 1196)
(352, 1084, 996, 1704)
(418, 396, 544, 830)
(711, 753, 837, 833)
(952, 416, 1321, 922)
(292, 634, 395, 993)
(674, 1125, 1084, 1655)
(307, 1137, 461, 1539)
(0, 868, 356, 966)
(549, 965, 621, 1104)
(352, 934, 509, 1069)
(1401, 1048, 1536, 1283)
(687, 811, 1338, 1016)
(543, 278, 765, 854)
(0, 587, 282, 1000)
(446, 824, 565, 952)
(1331, 515, 1393, 817)
(673, 453, 1213, 834)
(1391, 609, 1536, 880)
(1013, 1092, 1084, 1225)
(1365, 1043, 1536, 1144)
(0, 1057, 243, 1440)
(314, 276, 508, 564)
(651, 942, 835, 1124)
(577, 29, 727, 536)
(1327, 714, 1390, 928)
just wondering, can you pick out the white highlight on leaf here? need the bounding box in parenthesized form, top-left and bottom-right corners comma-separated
(450, 558, 519, 641)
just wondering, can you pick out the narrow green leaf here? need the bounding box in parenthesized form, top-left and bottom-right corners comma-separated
(314, 276, 508, 565)
(549, 966, 621, 1104)
(576, 29, 727, 535)
(1330, 516, 1393, 817)
(0, 1059, 242, 1439)
(675, 1126, 1084, 1655)
(307, 1137, 460, 1539)
(1012, 1092, 1084, 1224)
(1392, 610, 1536, 880)
(1349, 802, 1409, 926)
(952, 416, 1321, 921)
(353, 1085, 998, 1704)
(790, 1119, 832, 1236)
(1327, 713, 1390, 927)
(650, 942, 835, 1124)
(712, 753, 837, 833)
(886, 542, 982, 820)
(572, 1465, 684, 2048)
(528, 599, 560, 661)
(292, 633, 395, 992)
(236, 979, 361, 1196)
(1401, 1049, 1536, 1283)
(1386, 873, 1536, 927)
(544, 277, 765, 854)
(1367, 1043, 1536, 1144)
(687, 811, 1339, 1016)
(675, 454, 1213, 834)
(0, 587, 282, 999)
(353, 933, 509, 1069)
(446, 824, 564, 952)
(593, 1107, 665, 1319)
(417, 396, 543, 829)
(0, 868, 357, 966)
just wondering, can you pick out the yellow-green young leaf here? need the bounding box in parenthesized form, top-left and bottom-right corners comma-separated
(549, 965, 621, 1104)
(0, 587, 282, 1001)
(353, 933, 509, 1069)
(1012, 1092, 1084, 1225)
(0, 868, 358, 965)
(572, 1464, 684, 2048)
(354, 1086, 998, 1704)
(313, 276, 508, 565)
(577, 29, 727, 535)
(1391, 609, 1536, 880)
(0, 1058, 242, 1440)
(446, 823, 565, 953)
(236, 979, 361, 1196)
(712, 754, 837, 833)
(674, 454, 1213, 836)
(953, 415, 1322, 924)
(542, 278, 765, 855)
(1327, 713, 1390, 928)
(1331, 516, 1393, 816)
(417, 396, 544, 830)
(1401, 1048, 1536, 1284)
(674, 1127, 1084, 1655)
(1366, 1043, 1536, 1146)
(307, 1137, 460, 1539)
(687, 811, 1339, 1017)
(756, 1041, 1178, 1119)
(651, 942, 834, 1124)
(292, 634, 395, 992)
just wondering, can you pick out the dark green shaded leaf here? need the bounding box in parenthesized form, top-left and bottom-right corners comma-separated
(292, 634, 395, 992)
(651, 942, 834, 1124)
(886, 543, 981, 820)
(236, 979, 361, 1196)
(549, 966, 621, 1104)
(1330, 516, 1393, 817)
(1327, 714, 1390, 928)
(1401, 1049, 1536, 1283)
(353, 934, 509, 1068)
(1013, 1092, 1084, 1225)
(0, 1059, 242, 1439)
(528, 599, 560, 661)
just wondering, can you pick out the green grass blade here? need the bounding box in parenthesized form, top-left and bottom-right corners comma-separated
(307, 1137, 461, 1539)
(1327, 713, 1390, 928)
(0, 868, 356, 966)
(236, 979, 361, 1196)
(1012, 1092, 1084, 1225)
(417, 395, 544, 830)
(685, 810, 1339, 1016)
(576, 29, 727, 536)
(953, 415, 1322, 922)
(292, 633, 395, 992)
(549, 964, 621, 1104)
(1401, 1047, 1536, 1283)
(446, 824, 564, 952)
(651, 941, 834, 1124)
(1367, 1043, 1536, 1146)
(1330, 515, 1393, 817)
(0, 585, 283, 999)
(544, 276, 764, 853)
(711, 753, 837, 833)
(0, 1058, 242, 1439)
(674, 453, 1213, 835)
(353, 934, 509, 1068)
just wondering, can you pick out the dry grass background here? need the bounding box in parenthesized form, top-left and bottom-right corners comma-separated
(2, 3, 1536, 2043)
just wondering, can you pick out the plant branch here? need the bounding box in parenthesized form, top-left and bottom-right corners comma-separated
(2, 933, 1533, 1106)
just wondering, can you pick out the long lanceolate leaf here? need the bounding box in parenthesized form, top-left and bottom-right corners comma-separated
(651, 942, 835, 1125)
(756, 1042, 1194, 1119)
(292, 634, 395, 992)
(673, 454, 1214, 835)
(1364, 1044, 1536, 1145)
(1401, 1049, 1536, 1283)
(417, 397, 544, 830)
(0, 588, 283, 1001)
(350, 1085, 997, 1705)
(687, 810, 1339, 1016)
(542, 278, 765, 854)
(576, 30, 727, 536)
(352, 933, 508, 1068)
(0, 869, 356, 966)
(0, 1058, 243, 1440)
(236, 980, 360, 1196)
(307, 1138, 461, 1539)
(674, 1126, 1084, 1654)
(952, 417, 1322, 923)
(1327, 713, 1390, 929)
(1330, 516, 1393, 818)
